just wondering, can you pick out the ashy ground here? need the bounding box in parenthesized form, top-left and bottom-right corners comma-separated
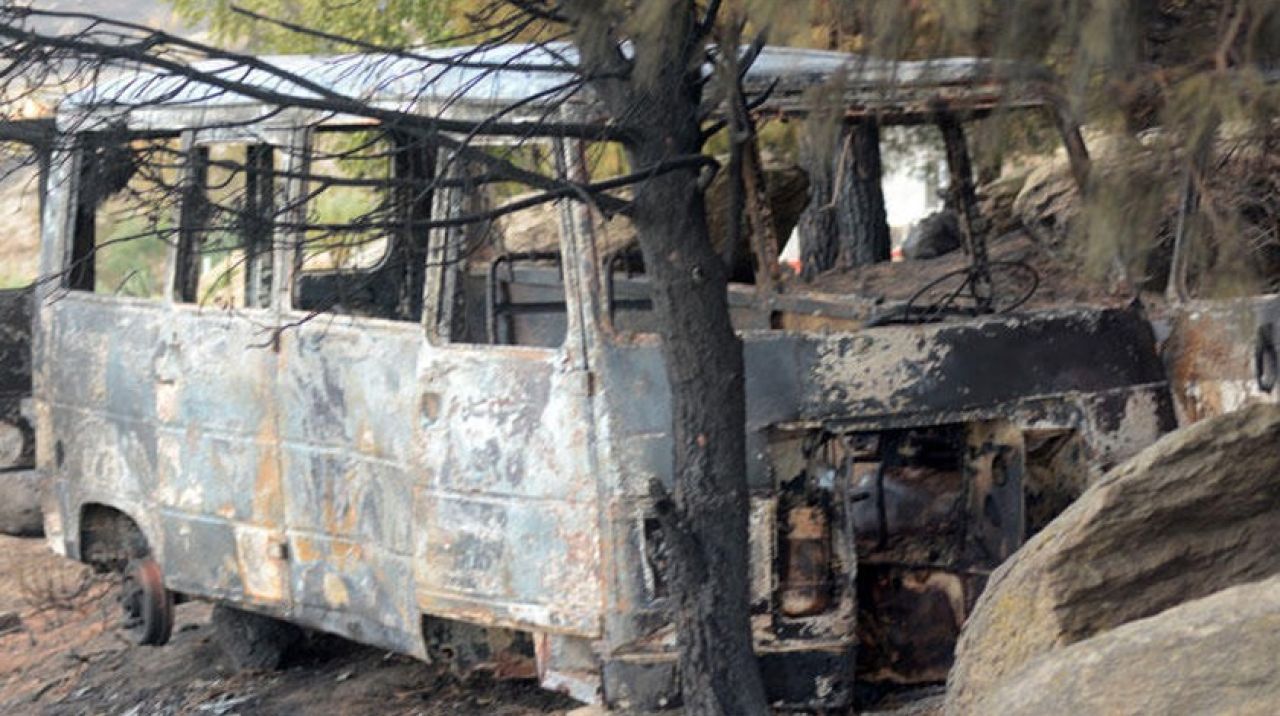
(0, 534, 949, 715)
(0, 535, 577, 716)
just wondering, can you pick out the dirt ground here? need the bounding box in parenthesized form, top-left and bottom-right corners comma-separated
(0, 535, 577, 716)
(0, 535, 946, 716)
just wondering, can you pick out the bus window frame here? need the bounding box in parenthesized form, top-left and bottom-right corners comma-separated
(63, 129, 182, 302)
(422, 137, 598, 360)
(283, 125, 438, 325)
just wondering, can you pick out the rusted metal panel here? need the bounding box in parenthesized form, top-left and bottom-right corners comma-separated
(39, 291, 604, 655)
(595, 306, 1173, 495)
(745, 307, 1170, 430)
(41, 298, 159, 499)
(152, 304, 287, 614)
(275, 318, 420, 651)
(1161, 295, 1280, 423)
(37, 296, 164, 564)
(415, 346, 602, 637)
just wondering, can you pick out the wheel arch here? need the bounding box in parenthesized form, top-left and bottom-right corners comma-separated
(78, 501, 153, 571)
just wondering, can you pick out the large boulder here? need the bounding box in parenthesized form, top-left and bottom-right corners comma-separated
(1010, 154, 1079, 247)
(967, 575, 1280, 715)
(945, 403, 1280, 714)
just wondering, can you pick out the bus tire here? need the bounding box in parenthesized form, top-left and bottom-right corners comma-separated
(119, 558, 174, 646)
(211, 604, 303, 671)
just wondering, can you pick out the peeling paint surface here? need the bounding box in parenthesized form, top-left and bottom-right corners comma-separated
(38, 281, 604, 658)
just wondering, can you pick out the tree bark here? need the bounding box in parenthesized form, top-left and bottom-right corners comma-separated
(633, 142, 767, 715)
(797, 124, 838, 278)
(798, 118, 890, 277)
(569, 3, 768, 713)
(837, 118, 891, 268)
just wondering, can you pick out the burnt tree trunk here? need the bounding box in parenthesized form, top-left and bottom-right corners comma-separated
(798, 118, 890, 277)
(632, 140, 767, 716)
(797, 124, 838, 277)
(937, 114, 984, 263)
(570, 4, 768, 714)
(837, 118, 891, 268)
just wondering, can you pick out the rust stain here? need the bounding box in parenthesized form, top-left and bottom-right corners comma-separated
(292, 536, 322, 563)
(323, 572, 351, 607)
(1166, 313, 1242, 422)
(252, 388, 283, 524)
(236, 526, 287, 603)
(779, 505, 831, 617)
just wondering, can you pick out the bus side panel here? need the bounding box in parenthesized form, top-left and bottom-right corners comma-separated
(153, 305, 287, 607)
(415, 347, 602, 638)
(41, 297, 165, 555)
(276, 318, 424, 656)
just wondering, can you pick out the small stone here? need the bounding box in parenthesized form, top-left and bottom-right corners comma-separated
(0, 610, 20, 633)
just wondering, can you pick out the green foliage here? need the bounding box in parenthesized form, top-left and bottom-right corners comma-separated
(299, 131, 396, 270)
(166, 0, 454, 53)
(91, 141, 176, 299)
(95, 213, 171, 298)
(0, 266, 32, 289)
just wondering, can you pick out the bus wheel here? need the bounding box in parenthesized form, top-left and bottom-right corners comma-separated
(211, 604, 303, 671)
(119, 558, 175, 646)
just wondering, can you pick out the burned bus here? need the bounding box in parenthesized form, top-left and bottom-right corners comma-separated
(34, 44, 1173, 709)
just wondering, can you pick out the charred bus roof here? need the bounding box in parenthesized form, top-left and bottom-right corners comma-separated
(58, 42, 1058, 132)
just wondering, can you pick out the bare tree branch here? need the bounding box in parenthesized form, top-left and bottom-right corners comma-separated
(227, 4, 580, 73)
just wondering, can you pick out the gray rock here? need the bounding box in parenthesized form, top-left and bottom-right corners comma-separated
(1010, 158, 1078, 247)
(901, 211, 961, 260)
(968, 575, 1280, 715)
(0, 469, 42, 536)
(945, 403, 1280, 715)
(0, 610, 19, 634)
(0, 421, 23, 467)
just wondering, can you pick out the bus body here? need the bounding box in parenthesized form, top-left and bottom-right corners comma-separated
(35, 44, 1175, 709)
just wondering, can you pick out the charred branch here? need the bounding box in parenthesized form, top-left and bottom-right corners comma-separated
(228, 4, 578, 73)
(0, 16, 644, 220)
